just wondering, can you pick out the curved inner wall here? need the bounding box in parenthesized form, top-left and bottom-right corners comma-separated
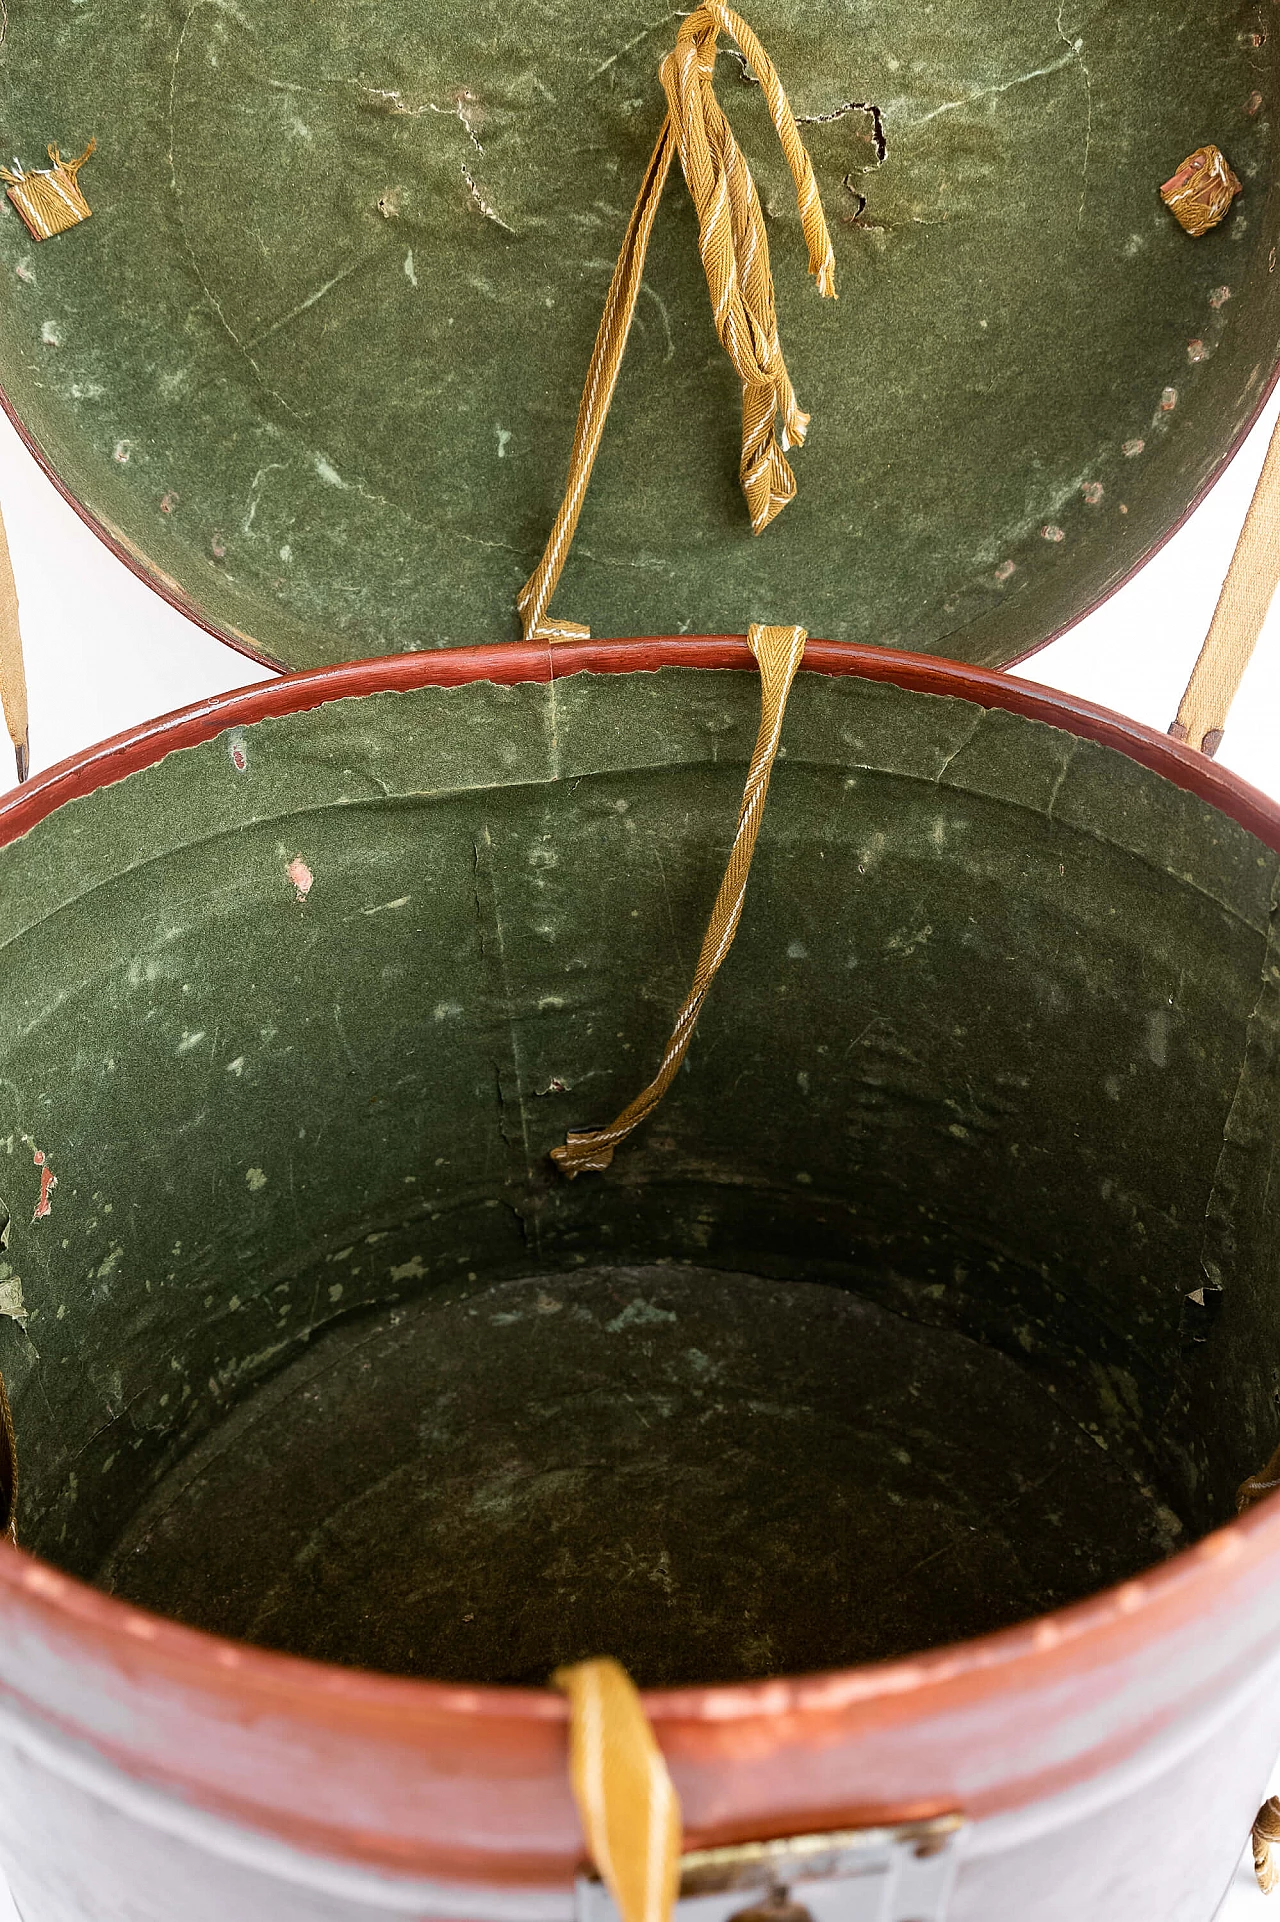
(0, 669, 1278, 1686)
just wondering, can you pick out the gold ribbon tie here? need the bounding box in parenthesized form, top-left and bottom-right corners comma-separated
(519, 5, 836, 645)
(554, 1658, 682, 1922)
(553, 622, 806, 1176)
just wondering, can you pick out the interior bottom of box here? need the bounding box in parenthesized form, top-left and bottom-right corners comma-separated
(92, 1265, 1179, 1687)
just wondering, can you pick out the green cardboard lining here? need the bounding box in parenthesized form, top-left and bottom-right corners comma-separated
(0, 669, 1276, 1682)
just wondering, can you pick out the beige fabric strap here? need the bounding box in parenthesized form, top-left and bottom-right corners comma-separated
(1255, 1797, 1280, 1894)
(518, 3, 836, 645)
(553, 622, 806, 1177)
(1170, 401, 1280, 758)
(553, 1659, 682, 1922)
(0, 1366, 17, 1547)
(0, 499, 28, 782)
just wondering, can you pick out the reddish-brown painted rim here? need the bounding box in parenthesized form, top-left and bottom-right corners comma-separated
(2, 634, 1280, 1869)
(2, 634, 1278, 847)
(3, 340, 1279, 678)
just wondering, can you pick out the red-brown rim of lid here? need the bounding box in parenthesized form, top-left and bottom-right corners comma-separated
(1, 636, 1279, 1795)
(3, 338, 1280, 677)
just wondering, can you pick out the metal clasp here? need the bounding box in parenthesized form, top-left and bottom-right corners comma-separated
(576, 1816, 966, 1922)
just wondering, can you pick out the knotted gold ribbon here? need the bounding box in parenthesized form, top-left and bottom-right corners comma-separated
(554, 1659, 682, 1922)
(553, 622, 806, 1176)
(518, 3, 836, 645)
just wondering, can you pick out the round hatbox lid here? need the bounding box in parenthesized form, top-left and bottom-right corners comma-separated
(0, 1, 1274, 672)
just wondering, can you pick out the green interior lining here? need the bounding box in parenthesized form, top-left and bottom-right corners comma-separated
(0, 669, 1277, 1682)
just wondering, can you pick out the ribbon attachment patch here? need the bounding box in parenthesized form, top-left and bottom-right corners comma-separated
(1160, 145, 1241, 237)
(3, 140, 96, 242)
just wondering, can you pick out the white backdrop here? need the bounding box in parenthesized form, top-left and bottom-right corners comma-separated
(0, 397, 1279, 1917)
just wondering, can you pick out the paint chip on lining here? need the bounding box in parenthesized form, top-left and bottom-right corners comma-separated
(26, 1142, 56, 1220)
(287, 856, 314, 900)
